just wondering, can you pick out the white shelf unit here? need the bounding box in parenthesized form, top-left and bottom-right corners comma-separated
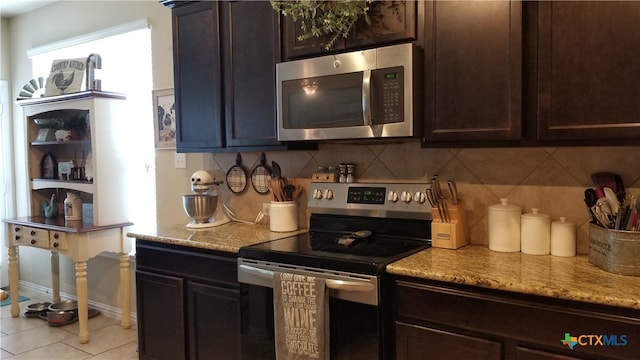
(20, 91, 131, 226)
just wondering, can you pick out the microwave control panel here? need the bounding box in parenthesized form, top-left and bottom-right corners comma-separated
(372, 66, 404, 124)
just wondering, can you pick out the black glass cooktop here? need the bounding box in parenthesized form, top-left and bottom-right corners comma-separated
(239, 231, 430, 275)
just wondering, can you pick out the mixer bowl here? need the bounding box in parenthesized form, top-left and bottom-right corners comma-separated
(182, 194, 218, 223)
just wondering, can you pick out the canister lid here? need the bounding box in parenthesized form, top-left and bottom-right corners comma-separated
(521, 208, 549, 219)
(552, 217, 575, 227)
(489, 198, 521, 212)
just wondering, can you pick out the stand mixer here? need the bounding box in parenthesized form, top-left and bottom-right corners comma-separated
(182, 169, 231, 229)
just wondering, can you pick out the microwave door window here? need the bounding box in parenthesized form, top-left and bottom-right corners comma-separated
(282, 72, 364, 129)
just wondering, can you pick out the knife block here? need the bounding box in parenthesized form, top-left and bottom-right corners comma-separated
(431, 200, 469, 249)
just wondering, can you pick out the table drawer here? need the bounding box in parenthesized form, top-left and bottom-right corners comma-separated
(49, 231, 69, 250)
(10, 225, 50, 249)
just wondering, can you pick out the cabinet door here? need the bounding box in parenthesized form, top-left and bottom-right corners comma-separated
(395, 322, 502, 360)
(536, 1, 640, 141)
(281, 1, 417, 60)
(136, 270, 186, 360)
(187, 282, 241, 360)
(281, 13, 346, 60)
(348, 1, 418, 48)
(173, 2, 224, 151)
(221, 1, 282, 148)
(422, 1, 522, 144)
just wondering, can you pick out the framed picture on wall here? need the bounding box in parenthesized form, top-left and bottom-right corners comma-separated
(153, 88, 176, 149)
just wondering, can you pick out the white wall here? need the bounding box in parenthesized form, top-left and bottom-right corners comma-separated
(4, 0, 183, 313)
(1, 17, 12, 288)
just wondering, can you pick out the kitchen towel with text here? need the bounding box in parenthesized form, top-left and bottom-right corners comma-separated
(273, 272, 329, 360)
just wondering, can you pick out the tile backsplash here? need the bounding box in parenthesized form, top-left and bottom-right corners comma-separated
(210, 142, 640, 254)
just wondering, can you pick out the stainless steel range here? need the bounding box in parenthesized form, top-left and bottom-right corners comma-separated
(238, 182, 432, 360)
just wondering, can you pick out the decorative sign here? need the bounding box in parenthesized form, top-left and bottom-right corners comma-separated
(44, 58, 85, 96)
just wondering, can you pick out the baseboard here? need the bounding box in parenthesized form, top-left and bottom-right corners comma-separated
(17, 280, 137, 325)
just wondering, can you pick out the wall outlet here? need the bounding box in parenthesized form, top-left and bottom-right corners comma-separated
(174, 153, 187, 169)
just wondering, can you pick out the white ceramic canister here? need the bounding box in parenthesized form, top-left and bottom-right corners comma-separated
(521, 208, 551, 255)
(488, 198, 522, 252)
(551, 217, 576, 257)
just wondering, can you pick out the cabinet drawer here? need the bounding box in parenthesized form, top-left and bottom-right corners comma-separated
(10, 225, 50, 249)
(49, 231, 69, 250)
(395, 322, 502, 360)
(136, 240, 238, 286)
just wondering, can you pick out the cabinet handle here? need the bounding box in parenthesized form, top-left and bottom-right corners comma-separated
(30, 239, 36, 245)
(53, 233, 59, 239)
(15, 235, 21, 241)
(15, 227, 20, 232)
(53, 242, 59, 248)
(30, 230, 36, 236)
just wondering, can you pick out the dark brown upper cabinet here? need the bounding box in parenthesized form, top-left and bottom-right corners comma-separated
(164, 1, 297, 152)
(422, 1, 523, 145)
(281, 1, 420, 60)
(220, 1, 282, 148)
(171, 1, 224, 151)
(535, 1, 640, 141)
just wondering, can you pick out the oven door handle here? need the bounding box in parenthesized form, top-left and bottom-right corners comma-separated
(239, 264, 375, 293)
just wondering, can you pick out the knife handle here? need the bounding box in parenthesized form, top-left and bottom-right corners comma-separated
(447, 179, 459, 204)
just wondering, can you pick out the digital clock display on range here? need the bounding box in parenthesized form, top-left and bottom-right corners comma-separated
(347, 187, 386, 204)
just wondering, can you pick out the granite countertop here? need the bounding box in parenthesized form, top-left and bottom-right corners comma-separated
(387, 245, 640, 311)
(128, 223, 640, 311)
(127, 222, 307, 253)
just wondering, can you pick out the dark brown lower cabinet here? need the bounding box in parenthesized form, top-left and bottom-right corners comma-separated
(136, 240, 240, 360)
(393, 277, 640, 360)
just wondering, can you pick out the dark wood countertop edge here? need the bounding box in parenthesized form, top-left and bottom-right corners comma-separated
(3, 217, 133, 233)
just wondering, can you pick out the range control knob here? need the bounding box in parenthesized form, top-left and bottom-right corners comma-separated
(401, 191, 413, 203)
(414, 191, 426, 204)
(387, 191, 399, 203)
(323, 189, 334, 200)
(313, 188, 323, 200)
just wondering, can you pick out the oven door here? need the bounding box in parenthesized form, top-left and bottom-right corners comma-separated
(238, 260, 385, 360)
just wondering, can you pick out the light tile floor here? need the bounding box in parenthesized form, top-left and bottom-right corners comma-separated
(0, 289, 138, 359)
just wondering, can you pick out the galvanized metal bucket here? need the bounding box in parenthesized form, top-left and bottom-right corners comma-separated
(589, 223, 640, 276)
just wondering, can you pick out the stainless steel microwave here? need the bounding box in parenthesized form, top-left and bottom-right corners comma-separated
(276, 43, 421, 142)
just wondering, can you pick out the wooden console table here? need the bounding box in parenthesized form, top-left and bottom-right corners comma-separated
(2, 216, 133, 344)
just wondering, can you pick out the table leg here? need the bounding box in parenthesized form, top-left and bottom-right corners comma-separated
(8, 246, 19, 317)
(119, 253, 131, 329)
(51, 252, 61, 302)
(75, 261, 89, 343)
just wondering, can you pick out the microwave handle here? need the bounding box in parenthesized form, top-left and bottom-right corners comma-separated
(239, 264, 374, 293)
(362, 69, 372, 126)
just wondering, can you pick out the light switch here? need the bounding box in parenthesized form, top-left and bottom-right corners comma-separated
(174, 153, 187, 169)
